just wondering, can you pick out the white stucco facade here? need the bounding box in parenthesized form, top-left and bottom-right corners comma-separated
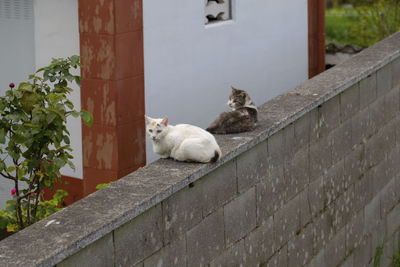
(143, 0, 309, 162)
(0, 0, 81, 207)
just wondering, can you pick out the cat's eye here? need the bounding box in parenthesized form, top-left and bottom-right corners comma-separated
(157, 130, 162, 133)
(149, 129, 153, 133)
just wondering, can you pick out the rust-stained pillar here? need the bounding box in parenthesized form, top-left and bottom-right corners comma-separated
(308, 0, 326, 78)
(78, 0, 145, 195)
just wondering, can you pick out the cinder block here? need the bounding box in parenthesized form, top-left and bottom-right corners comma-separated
(237, 140, 268, 193)
(387, 203, 400, 236)
(308, 249, 325, 267)
(351, 108, 370, 145)
(198, 159, 237, 216)
(287, 223, 313, 267)
(370, 219, 388, 267)
(209, 240, 247, 267)
(395, 117, 400, 146)
(283, 123, 296, 158)
(114, 205, 163, 266)
(392, 57, 400, 89)
(368, 96, 386, 137)
(186, 209, 225, 266)
(224, 187, 256, 247)
(323, 159, 345, 206)
(310, 108, 319, 142)
(341, 83, 360, 122)
(341, 254, 354, 267)
(310, 136, 332, 182)
(345, 210, 364, 256)
(365, 120, 390, 168)
(162, 185, 203, 244)
(384, 86, 400, 122)
(274, 197, 300, 248)
(333, 185, 355, 231)
(329, 119, 352, 164)
(308, 176, 325, 217)
(318, 95, 341, 138)
(143, 235, 186, 267)
(244, 217, 274, 266)
(360, 72, 377, 110)
(312, 209, 335, 255)
(294, 112, 310, 151)
(377, 63, 393, 95)
(58, 233, 114, 267)
(324, 226, 346, 267)
(265, 245, 288, 267)
(298, 188, 311, 227)
(284, 147, 309, 201)
(353, 236, 372, 267)
(364, 196, 381, 236)
(344, 144, 366, 189)
(353, 174, 373, 213)
(256, 174, 285, 225)
(268, 130, 284, 173)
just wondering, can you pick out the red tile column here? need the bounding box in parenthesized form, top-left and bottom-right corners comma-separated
(308, 0, 326, 78)
(78, 0, 145, 196)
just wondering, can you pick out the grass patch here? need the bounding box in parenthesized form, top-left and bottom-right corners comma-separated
(326, 8, 359, 45)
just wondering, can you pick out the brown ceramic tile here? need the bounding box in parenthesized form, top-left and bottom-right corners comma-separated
(82, 124, 119, 171)
(83, 167, 119, 195)
(78, 0, 115, 34)
(115, 31, 144, 80)
(81, 79, 117, 127)
(115, 75, 145, 124)
(80, 33, 116, 80)
(117, 121, 146, 171)
(115, 0, 143, 33)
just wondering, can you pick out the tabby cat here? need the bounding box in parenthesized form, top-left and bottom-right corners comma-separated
(206, 86, 258, 134)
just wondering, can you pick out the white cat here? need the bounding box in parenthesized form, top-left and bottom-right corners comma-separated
(145, 115, 222, 163)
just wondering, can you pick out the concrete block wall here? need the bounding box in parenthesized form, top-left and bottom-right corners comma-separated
(0, 33, 399, 267)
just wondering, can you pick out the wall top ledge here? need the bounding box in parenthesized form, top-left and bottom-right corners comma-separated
(0, 32, 399, 267)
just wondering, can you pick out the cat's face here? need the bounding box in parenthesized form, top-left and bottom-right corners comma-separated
(145, 116, 168, 141)
(227, 87, 247, 109)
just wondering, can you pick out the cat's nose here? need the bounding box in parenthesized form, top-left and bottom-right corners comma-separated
(152, 136, 156, 140)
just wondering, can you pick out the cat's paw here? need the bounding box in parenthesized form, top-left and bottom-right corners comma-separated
(159, 154, 169, 159)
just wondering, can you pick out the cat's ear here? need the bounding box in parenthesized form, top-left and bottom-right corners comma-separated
(144, 115, 151, 124)
(161, 117, 168, 126)
(231, 86, 238, 93)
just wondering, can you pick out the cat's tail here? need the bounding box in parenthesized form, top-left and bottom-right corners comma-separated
(210, 148, 222, 163)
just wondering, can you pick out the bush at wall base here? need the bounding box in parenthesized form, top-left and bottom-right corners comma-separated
(0, 56, 92, 233)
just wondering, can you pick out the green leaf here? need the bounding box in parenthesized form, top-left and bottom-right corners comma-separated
(0, 128, 5, 144)
(0, 161, 6, 171)
(17, 82, 33, 92)
(80, 110, 93, 126)
(6, 166, 15, 173)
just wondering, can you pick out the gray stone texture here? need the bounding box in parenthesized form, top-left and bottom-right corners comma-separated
(224, 187, 256, 247)
(368, 96, 386, 137)
(114, 205, 163, 266)
(360, 72, 377, 110)
(274, 195, 300, 248)
(284, 147, 309, 202)
(310, 136, 332, 181)
(393, 57, 400, 88)
(377, 62, 393, 95)
(57, 233, 114, 267)
(143, 235, 186, 267)
(265, 245, 288, 267)
(294, 111, 311, 151)
(313, 210, 335, 255)
(329, 119, 352, 164)
(351, 107, 370, 145)
(344, 144, 366, 189)
(353, 236, 373, 267)
(318, 95, 341, 139)
(323, 159, 346, 206)
(324, 226, 346, 267)
(162, 185, 202, 244)
(333, 185, 355, 231)
(244, 216, 274, 265)
(384, 86, 400, 122)
(197, 159, 237, 216)
(364, 195, 381, 236)
(340, 83, 360, 122)
(209, 239, 247, 267)
(308, 176, 325, 217)
(237, 140, 268, 193)
(186, 209, 225, 266)
(345, 210, 364, 256)
(287, 223, 313, 267)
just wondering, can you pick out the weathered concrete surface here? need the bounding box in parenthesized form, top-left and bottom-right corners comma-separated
(0, 33, 399, 267)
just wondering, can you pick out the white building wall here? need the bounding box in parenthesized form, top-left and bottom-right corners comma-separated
(33, 0, 82, 179)
(143, 0, 309, 162)
(0, 0, 81, 208)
